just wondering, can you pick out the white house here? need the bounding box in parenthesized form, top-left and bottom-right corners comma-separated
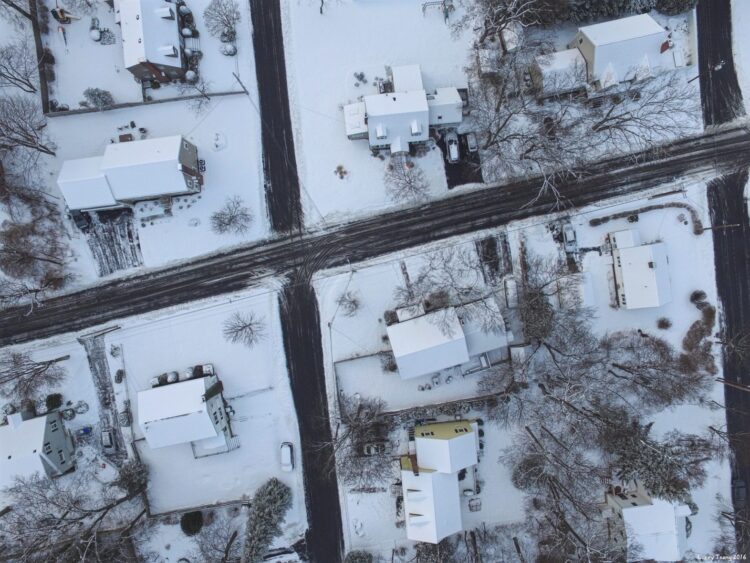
(601, 482, 690, 561)
(57, 136, 202, 212)
(137, 374, 231, 452)
(386, 303, 506, 379)
(0, 412, 76, 489)
(118, 0, 186, 82)
(401, 420, 479, 544)
(568, 14, 670, 90)
(609, 229, 671, 309)
(343, 65, 463, 154)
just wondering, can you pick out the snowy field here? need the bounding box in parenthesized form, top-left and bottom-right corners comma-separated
(44, 93, 267, 273)
(282, 0, 474, 225)
(103, 284, 305, 527)
(315, 174, 731, 556)
(732, 0, 750, 106)
(42, 0, 255, 109)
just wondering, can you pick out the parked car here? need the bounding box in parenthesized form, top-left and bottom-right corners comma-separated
(280, 442, 294, 472)
(445, 131, 460, 163)
(562, 224, 577, 253)
(362, 442, 391, 456)
(101, 428, 116, 452)
(465, 132, 478, 153)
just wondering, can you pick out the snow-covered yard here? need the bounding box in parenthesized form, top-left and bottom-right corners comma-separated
(43, 92, 267, 272)
(732, 0, 750, 106)
(41, 0, 254, 109)
(103, 285, 305, 527)
(282, 0, 475, 225)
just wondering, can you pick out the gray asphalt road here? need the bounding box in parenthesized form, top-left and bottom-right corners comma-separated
(250, 0, 303, 233)
(1, 126, 748, 347)
(697, 0, 750, 554)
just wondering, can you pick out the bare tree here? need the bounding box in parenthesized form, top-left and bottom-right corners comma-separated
(211, 196, 252, 235)
(193, 509, 245, 563)
(336, 290, 360, 317)
(0, 94, 55, 156)
(454, 0, 545, 44)
(203, 0, 241, 42)
(0, 276, 62, 313)
(0, 36, 38, 93)
(0, 463, 147, 562)
(321, 393, 395, 489)
(0, 350, 68, 401)
(223, 311, 265, 347)
(0, 0, 32, 26)
(384, 155, 429, 203)
(178, 77, 213, 115)
(0, 219, 67, 282)
(61, 0, 98, 15)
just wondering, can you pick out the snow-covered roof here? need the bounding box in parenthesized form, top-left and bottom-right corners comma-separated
(572, 14, 669, 88)
(533, 49, 587, 94)
(392, 64, 424, 92)
(366, 90, 429, 117)
(623, 499, 689, 561)
(387, 308, 470, 379)
(137, 376, 219, 449)
(579, 14, 665, 47)
(414, 420, 478, 474)
(614, 242, 672, 309)
(0, 414, 53, 489)
(456, 304, 507, 357)
(610, 229, 641, 249)
(100, 136, 190, 201)
(400, 461, 462, 544)
(427, 88, 463, 126)
(57, 156, 120, 211)
(343, 101, 368, 137)
(119, 0, 185, 70)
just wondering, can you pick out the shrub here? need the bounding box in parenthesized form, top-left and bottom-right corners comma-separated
(657, 317, 672, 330)
(337, 291, 361, 317)
(345, 551, 374, 563)
(45, 393, 63, 411)
(656, 0, 697, 15)
(113, 459, 149, 497)
(690, 289, 707, 304)
(82, 88, 115, 110)
(180, 511, 204, 536)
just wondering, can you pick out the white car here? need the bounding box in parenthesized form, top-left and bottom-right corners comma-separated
(465, 132, 478, 153)
(280, 442, 294, 472)
(445, 131, 460, 163)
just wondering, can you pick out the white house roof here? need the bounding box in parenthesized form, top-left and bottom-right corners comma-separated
(401, 467, 462, 544)
(100, 136, 189, 201)
(57, 156, 120, 211)
(343, 102, 368, 136)
(137, 376, 218, 448)
(366, 90, 428, 117)
(387, 308, 470, 379)
(616, 242, 672, 309)
(456, 304, 507, 357)
(534, 48, 587, 93)
(427, 88, 463, 126)
(610, 229, 641, 249)
(414, 421, 478, 474)
(119, 0, 184, 70)
(622, 499, 689, 561)
(392, 64, 424, 92)
(579, 14, 665, 46)
(0, 415, 52, 489)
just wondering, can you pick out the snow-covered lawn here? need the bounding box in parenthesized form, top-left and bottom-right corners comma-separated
(102, 285, 305, 526)
(43, 93, 267, 271)
(282, 0, 474, 225)
(732, 0, 750, 106)
(41, 0, 254, 109)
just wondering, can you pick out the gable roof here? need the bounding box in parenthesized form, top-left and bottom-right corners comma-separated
(623, 499, 689, 561)
(414, 420, 478, 474)
(615, 242, 672, 309)
(57, 156, 119, 211)
(100, 136, 188, 201)
(137, 376, 219, 448)
(401, 466, 462, 544)
(0, 414, 54, 488)
(579, 14, 665, 46)
(119, 0, 185, 69)
(386, 308, 470, 379)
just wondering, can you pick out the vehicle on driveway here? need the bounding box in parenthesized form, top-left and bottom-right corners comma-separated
(445, 131, 460, 163)
(101, 428, 116, 452)
(465, 132, 478, 153)
(563, 224, 577, 253)
(362, 442, 391, 456)
(280, 442, 294, 471)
